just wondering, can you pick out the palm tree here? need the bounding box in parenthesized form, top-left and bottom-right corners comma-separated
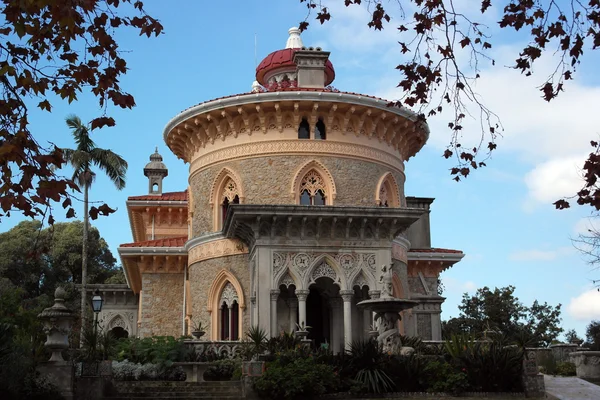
(62, 115, 127, 336)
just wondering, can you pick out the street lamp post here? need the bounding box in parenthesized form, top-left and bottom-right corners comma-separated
(91, 290, 104, 337)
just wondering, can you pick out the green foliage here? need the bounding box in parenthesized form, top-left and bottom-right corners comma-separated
(443, 285, 563, 347)
(348, 339, 395, 394)
(203, 359, 238, 381)
(565, 329, 583, 344)
(253, 356, 339, 400)
(555, 361, 577, 376)
(538, 351, 557, 375)
(420, 360, 469, 395)
(115, 336, 187, 366)
(0, 323, 63, 400)
(78, 325, 118, 362)
(240, 325, 268, 361)
(111, 360, 186, 381)
(0, 220, 120, 301)
(586, 320, 600, 350)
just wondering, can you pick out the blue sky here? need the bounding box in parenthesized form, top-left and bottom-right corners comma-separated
(4, 0, 600, 339)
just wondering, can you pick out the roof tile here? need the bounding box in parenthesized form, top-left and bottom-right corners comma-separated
(409, 248, 463, 254)
(128, 190, 188, 202)
(121, 236, 187, 248)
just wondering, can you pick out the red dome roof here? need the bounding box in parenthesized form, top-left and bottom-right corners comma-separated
(255, 48, 335, 86)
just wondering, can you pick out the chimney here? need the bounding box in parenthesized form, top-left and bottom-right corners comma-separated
(293, 47, 331, 89)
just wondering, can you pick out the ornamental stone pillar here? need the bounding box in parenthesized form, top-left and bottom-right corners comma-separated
(295, 290, 310, 330)
(250, 296, 256, 327)
(288, 298, 298, 333)
(329, 297, 343, 353)
(270, 289, 280, 337)
(228, 304, 234, 341)
(340, 290, 354, 351)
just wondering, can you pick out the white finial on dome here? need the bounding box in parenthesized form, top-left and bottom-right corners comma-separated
(286, 27, 304, 49)
(251, 80, 261, 93)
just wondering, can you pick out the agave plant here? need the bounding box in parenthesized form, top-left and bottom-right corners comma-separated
(348, 339, 395, 394)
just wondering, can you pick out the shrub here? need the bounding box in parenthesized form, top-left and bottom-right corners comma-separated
(111, 360, 185, 381)
(203, 359, 237, 381)
(420, 360, 469, 395)
(348, 339, 395, 394)
(555, 361, 576, 376)
(253, 356, 339, 399)
(115, 336, 186, 365)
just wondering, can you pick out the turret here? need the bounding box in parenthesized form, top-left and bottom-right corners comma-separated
(144, 148, 168, 195)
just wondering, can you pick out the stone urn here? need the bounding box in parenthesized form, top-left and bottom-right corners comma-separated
(191, 330, 205, 340)
(38, 287, 75, 362)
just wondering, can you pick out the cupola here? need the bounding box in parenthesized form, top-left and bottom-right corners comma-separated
(144, 148, 168, 195)
(255, 27, 335, 89)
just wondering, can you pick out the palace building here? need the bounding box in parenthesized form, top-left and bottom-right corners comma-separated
(95, 28, 463, 351)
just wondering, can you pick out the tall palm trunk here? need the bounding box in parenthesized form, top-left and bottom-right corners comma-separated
(80, 183, 89, 344)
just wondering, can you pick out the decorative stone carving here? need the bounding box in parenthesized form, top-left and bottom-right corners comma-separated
(292, 253, 313, 278)
(190, 140, 404, 174)
(299, 170, 327, 198)
(38, 287, 74, 362)
(220, 282, 239, 307)
(273, 253, 285, 277)
(295, 289, 310, 301)
(312, 261, 338, 283)
(336, 253, 358, 278)
(417, 313, 432, 340)
(188, 238, 247, 265)
(365, 254, 377, 276)
(353, 272, 369, 289)
(279, 272, 296, 288)
(270, 289, 281, 301)
(379, 264, 394, 298)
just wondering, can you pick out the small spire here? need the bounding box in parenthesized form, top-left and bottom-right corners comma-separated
(251, 80, 261, 93)
(286, 27, 304, 49)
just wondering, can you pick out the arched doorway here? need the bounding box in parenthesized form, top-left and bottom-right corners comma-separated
(306, 277, 339, 348)
(109, 326, 129, 339)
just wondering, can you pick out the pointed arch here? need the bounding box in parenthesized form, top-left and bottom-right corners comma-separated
(375, 172, 401, 207)
(277, 268, 300, 289)
(304, 254, 346, 289)
(291, 160, 336, 205)
(210, 167, 244, 230)
(207, 269, 246, 340)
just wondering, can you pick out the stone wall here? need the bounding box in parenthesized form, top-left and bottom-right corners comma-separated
(188, 254, 250, 340)
(190, 155, 405, 236)
(139, 273, 184, 337)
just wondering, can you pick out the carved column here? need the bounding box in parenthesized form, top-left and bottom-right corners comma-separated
(270, 289, 280, 337)
(288, 298, 298, 332)
(296, 289, 310, 329)
(329, 297, 343, 353)
(250, 296, 256, 327)
(228, 304, 234, 341)
(340, 290, 354, 351)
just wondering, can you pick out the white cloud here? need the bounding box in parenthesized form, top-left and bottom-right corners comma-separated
(568, 289, 600, 320)
(443, 276, 477, 293)
(509, 246, 573, 261)
(312, 2, 600, 209)
(574, 217, 600, 236)
(522, 156, 586, 210)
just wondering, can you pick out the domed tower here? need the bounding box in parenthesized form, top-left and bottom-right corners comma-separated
(125, 27, 467, 348)
(144, 148, 168, 194)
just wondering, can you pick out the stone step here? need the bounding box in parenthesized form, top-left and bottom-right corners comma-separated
(113, 390, 242, 397)
(109, 397, 242, 400)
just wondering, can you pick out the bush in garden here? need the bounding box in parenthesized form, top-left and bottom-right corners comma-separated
(419, 360, 469, 395)
(203, 358, 238, 381)
(253, 356, 340, 400)
(115, 336, 186, 365)
(111, 360, 185, 381)
(347, 339, 395, 394)
(555, 361, 576, 376)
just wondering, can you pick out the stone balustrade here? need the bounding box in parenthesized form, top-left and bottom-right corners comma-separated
(570, 351, 600, 380)
(184, 340, 243, 359)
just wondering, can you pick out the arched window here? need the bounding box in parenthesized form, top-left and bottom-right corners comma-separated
(299, 170, 327, 206)
(298, 118, 310, 139)
(219, 282, 239, 341)
(220, 178, 240, 225)
(375, 173, 400, 207)
(315, 118, 326, 140)
(379, 185, 389, 207)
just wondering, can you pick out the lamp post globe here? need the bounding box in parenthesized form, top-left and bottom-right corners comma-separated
(91, 290, 103, 313)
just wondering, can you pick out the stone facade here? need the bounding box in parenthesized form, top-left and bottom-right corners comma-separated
(188, 254, 250, 339)
(139, 273, 184, 337)
(190, 154, 405, 237)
